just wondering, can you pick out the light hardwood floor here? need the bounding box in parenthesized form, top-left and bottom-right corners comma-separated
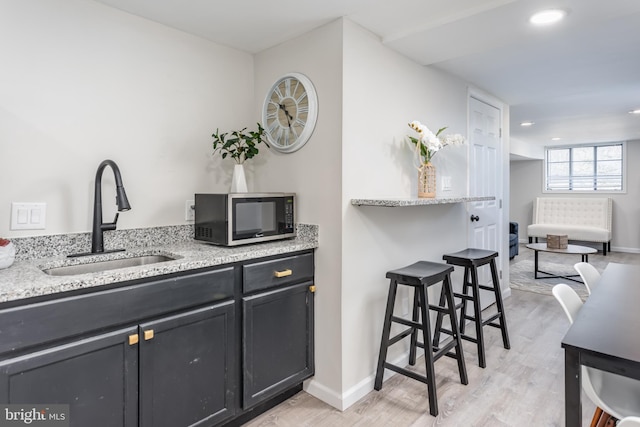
(244, 247, 639, 427)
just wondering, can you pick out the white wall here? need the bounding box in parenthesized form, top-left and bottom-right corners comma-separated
(253, 19, 345, 401)
(340, 20, 499, 408)
(0, 0, 253, 237)
(510, 140, 640, 252)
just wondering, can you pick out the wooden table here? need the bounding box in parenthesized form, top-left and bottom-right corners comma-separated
(561, 263, 640, 426)
(525, 243, 597, 283)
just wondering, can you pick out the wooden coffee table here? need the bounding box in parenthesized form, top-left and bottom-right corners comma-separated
(525, 243, 597, 283)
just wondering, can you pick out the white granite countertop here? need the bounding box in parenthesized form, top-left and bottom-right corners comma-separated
(0, 232, 317, 305)
(351, 196, 495, 207)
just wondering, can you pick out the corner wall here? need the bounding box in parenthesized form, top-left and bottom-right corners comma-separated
(340, 20, 480, 408)
(253, 19, 345, 404)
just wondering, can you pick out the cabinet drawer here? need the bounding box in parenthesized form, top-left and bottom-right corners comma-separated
(0, 267, 234, 356)
(243, 253, 313, 293)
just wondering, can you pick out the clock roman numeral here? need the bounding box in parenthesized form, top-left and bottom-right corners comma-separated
(284, 78, 292, 97)
(294, 117, 306, 127)
(274, 86, 284, 101)
(267, 121, 279, 134)
(296, 92, 307, 104)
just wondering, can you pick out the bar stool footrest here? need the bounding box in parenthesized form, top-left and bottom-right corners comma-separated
(436, 328, 453, 338)
(460, 334, 479, 344)
(391, 316, 423, 329)
(453, 292, 475, 301)
(415, 340, 459, 362)
(383, 362, 429, 386)
(428, 304, 450, 314)
(481, 312, 502, 326)
(433, 340, 457, 360)
(387, 327, 414, 347)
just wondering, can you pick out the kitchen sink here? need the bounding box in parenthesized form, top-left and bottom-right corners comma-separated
(42, 254, 177, 276)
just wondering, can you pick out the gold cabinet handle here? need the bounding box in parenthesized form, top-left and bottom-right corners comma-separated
(309, 285, 316, 293)
(144, 329, 154, 341)
(128, 334, 139, 346)
(274, 269, 292, 278)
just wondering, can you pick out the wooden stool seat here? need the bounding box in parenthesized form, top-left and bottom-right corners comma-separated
(374, 261, 468, 417)
(435, 248, 510, 368)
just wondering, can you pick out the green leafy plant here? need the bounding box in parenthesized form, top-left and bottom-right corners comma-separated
(212, 123, 268, 164)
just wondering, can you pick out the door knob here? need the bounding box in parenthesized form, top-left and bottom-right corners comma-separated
(470, 215, 480, 222)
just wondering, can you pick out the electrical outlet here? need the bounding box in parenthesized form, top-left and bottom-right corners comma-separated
(442, 176, 452, 192)
(185, 200, 195, 221)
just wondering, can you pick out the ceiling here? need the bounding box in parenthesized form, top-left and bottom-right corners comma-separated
(93, 0, 640, 148)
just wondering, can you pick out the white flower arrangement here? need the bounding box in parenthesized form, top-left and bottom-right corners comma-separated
(408, 120, 466, 165)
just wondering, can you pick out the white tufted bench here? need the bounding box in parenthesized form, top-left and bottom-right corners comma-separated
(527, 197, 613, 255)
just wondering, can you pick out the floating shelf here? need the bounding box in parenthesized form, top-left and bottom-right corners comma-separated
(351, 196, 495, 207)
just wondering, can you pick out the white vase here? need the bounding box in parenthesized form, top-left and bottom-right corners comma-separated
(230, 164, 248, 193)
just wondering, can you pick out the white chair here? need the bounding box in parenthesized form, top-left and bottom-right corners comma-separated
(574, 262, 601, 294)
(552, 284, 640, 424)
(619, 417, 640, 427)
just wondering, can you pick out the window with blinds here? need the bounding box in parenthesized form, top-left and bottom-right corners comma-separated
(545, 143, 624, 192)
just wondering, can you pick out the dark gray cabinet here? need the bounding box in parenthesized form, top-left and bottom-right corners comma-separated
(242, 282, 314, 409)
(0, 250, 315, 427)
(241, 252, 315, 410)
(0, 326, 139, 427)
(0, 267, 236, 427)
(139, 302, 235, 427)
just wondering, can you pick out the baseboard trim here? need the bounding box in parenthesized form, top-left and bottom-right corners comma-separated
(304, 352, 410, 411)
(502, 286, 512, 299)
(611, 246, 640, 254)
(303, 378, 344, 410)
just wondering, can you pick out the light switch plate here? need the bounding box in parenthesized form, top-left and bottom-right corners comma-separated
(11, 202, 46, 230)
(442, 176, 452, 192)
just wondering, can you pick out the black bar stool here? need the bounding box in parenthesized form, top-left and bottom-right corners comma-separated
(374, 261, 468, 417)
(434, 248, 510, 369)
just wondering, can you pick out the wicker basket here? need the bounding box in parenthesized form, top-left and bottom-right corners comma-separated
(547, 234, 568, 249)
(418, 163, 436, 198)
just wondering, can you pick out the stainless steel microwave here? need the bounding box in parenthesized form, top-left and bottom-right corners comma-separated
(194, 193, 296, 246)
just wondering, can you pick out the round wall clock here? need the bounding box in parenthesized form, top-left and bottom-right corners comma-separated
(262, 72, 318, 153)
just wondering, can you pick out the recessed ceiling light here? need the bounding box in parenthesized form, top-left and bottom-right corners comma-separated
(551, 137, 562, 141)
(520, 121, 535, 127)
(530, 9, 567, 25)
(629, 109, 640, 114)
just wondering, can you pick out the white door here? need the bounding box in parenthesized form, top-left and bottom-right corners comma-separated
(467, 96, 503, 309)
